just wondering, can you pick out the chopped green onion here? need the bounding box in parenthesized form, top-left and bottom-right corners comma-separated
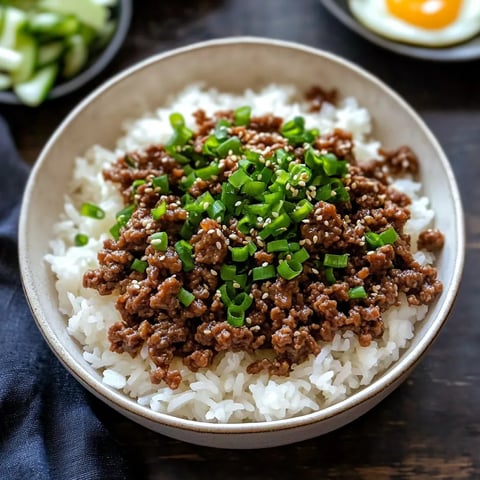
(379, 227, 398, 245)
(196, 162, 221, 180)
(207, 199, 226, 221)
(365, 227, 398, 249)
(267, 239, 289, 253)
(214, 120, 230, 141)
(116, 204, 135, 226)
(247, 241, 257, 255)
(365, 231, 383, 249)
(227, 308, 244, 327)
(150, 232, 168, 251)
(132, 179, 146, 193)
(324, 267, 336, 284)
(217, 136, 242, 157)
(234, 106, 252, 126)
(290, 199, 313, 222)
(152, 175, 170, 193)
(281, 116, 305, 139)
(291, 247, 310, 264)
(74, 233, 89, 247)
(178, 287, 195, 307)
(323, 253, 349, 268)
(109, 223, 121, 241)
(80, 202, 105, 220)
(131, 258, 148, 273)
(348, 286, 367, 299)
(289, 164, 312, 186)
(220, 264, 237, 281)
(231, 245, 250, 262)
(203, 135, 220, 156)
(151, 201, 167, 220)
(252, 265, 276, 281)
(169, 112, 185, 129)
(231, 292, 253, 311)
(277, 260, 303, 280)
(259, 212, 291, 240)
(175, 240, 194, 272)
(228, 168, 251, 189)
(242, 181, 266, 197)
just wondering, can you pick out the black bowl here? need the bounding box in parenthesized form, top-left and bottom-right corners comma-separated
(0, 0, 132, 105)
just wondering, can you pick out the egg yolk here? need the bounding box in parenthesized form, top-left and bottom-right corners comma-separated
(386, 0, 462, 29)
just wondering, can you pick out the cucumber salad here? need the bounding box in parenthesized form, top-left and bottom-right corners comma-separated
(0, 0, 119, 106)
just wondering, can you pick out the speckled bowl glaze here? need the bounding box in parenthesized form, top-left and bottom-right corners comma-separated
(19, 37, 464, 449)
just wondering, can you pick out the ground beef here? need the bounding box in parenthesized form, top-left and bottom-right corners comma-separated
(417, 228, 445, 251)
(83, 89, 444, 388)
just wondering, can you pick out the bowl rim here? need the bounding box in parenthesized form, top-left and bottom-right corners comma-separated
(19, 36, 465, 435)
(0, 0, 133, 105)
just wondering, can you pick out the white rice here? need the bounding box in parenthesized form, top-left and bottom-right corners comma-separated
(45, 84, 436, 423)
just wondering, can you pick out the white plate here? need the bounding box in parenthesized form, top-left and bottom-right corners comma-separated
(320, 0, 480, 61)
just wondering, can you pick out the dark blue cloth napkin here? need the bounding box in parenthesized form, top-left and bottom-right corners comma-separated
(0, 117, 132, 480)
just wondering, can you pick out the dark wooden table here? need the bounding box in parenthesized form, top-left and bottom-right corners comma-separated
(3, 1, 479, 478)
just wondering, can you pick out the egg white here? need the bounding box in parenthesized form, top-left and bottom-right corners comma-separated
(348, 0, 480, 47)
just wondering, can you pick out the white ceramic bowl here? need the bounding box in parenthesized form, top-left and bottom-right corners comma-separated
(19, 37, 464, 449)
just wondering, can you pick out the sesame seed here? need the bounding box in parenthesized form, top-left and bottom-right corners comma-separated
(313, 235, 319, 243)
(271, 211, 279, 218)
(233, 282, 241, 289)
(262, 261, 269, 267)
(203, 202, 209, 209)
(210, 269, 218, 276)
(312, 268, 319, 275)
(261, 292, 269, 300)
(216, 241, 222, 250)
(235, 200, 242, 207)
(299, 239, 306, 246)
(207, 229, 215, 234)
(159, 255, 165, 261)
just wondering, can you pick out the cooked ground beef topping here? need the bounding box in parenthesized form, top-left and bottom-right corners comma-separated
(82, 92, 443, 389)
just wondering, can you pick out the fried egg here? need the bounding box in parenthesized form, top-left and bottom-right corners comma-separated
(348, 0, 480, 47)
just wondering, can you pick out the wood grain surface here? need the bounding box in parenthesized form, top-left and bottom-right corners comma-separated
(2, 1, 479, 478)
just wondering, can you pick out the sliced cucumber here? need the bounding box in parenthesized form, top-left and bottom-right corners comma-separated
(14, 63, 58, 106)
(27, 12, 80, 37)
(39, 0, 108, 31)
(0, 72, 13, 90)
(0, 45, 23, 70)
(11, 32, 36, 83)
(37, 40, 63, 67)
(62, 34, 88, 78)
(0, 6, 27, 48)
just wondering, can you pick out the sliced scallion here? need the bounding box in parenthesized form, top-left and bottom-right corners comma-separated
(74, 233, 89, 247)
(150, 232, 168, 251)
(348, 286, 367, 299)
(234, 105, 252, 126)
(80, 202, 105, 220)
(151, 201, 167, 220)
(277, 260, 303, 280)
(323, 253, 349, 268)
(175, 240, 194, 272)
(131, 258, 148, 273)
(252, 265, 276, 282)
(178, 287, 195, 307)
